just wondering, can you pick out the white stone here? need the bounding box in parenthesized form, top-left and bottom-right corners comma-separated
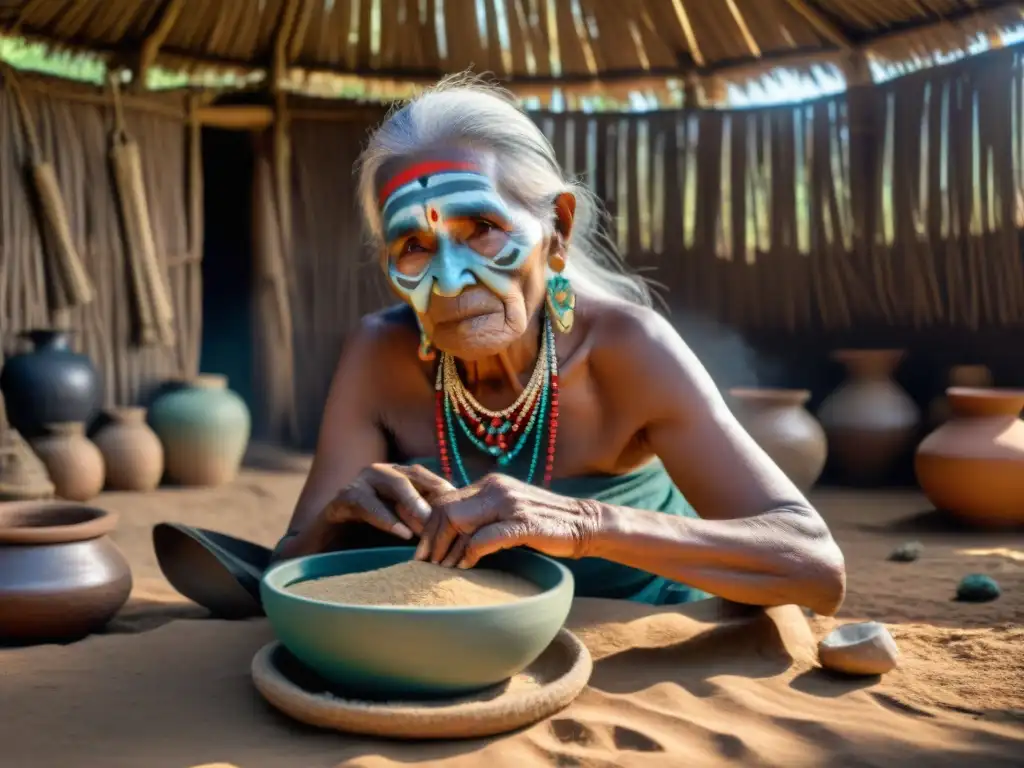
(817, 621, 900, 676)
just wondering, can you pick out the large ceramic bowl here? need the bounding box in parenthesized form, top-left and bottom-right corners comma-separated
(260, 547, 574, 700)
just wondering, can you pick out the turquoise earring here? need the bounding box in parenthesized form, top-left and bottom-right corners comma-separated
(546, 251, 575, 334)
(416, 319, 436, 361)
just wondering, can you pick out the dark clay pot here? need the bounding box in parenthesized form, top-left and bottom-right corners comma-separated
(0, 502, 132, 643)
(0, 330, 100, 438)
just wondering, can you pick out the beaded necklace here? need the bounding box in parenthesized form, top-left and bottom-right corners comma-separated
(434, 310, 560, 488)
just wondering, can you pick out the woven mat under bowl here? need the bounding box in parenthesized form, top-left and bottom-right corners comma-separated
(251, 628, 593, 740)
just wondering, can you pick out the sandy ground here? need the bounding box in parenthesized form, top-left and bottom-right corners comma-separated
(0, 454, 1022, 767)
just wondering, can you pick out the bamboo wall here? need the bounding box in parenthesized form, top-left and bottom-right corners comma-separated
(257, 49, 1024, 447)
(0, 76, 201, 408)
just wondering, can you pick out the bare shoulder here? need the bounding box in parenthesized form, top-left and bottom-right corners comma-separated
(583, 295, 691, 371)
(336, 304, 424, 386)
(581, 295, 722, 418)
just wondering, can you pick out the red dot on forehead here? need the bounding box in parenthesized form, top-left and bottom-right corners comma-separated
(429, 208, 439, 222)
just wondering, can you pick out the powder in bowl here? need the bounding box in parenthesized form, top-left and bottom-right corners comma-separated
(286, 559, 542, 608)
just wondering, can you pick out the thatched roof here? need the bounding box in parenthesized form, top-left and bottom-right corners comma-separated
(1, 0, 1023, 100)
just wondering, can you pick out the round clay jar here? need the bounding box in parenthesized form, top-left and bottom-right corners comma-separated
(915, 387, 1024, 528)
(0, 502, 132, 643)
(928, 365, 993, 427)
(148, 375, 251, 487)
(817, 349, 920, 485)
(93, 407, 165, 492)
(0, 329, 100, 438)
(30, 422, 105, 502)
(729, 388, 828, 492)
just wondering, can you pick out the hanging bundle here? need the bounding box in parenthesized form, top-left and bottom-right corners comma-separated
(108, 76, 176, 347)
(2, 65, 94, 309)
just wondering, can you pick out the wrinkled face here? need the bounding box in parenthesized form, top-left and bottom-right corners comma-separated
(378, 149, 551, 360)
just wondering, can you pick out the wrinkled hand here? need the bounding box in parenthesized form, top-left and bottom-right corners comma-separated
(414, 473, 602, 569)
(324, 463, 456, 541)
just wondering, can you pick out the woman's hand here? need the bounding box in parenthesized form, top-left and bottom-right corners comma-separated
(323, 463, 456, 541)
(414, 473, 602, 568)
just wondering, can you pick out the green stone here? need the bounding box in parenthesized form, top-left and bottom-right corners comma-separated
(889, 541, 923, 562)
(955, 574, 1001, 603)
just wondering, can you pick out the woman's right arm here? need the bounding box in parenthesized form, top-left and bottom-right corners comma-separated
(272, 316, 449, 562)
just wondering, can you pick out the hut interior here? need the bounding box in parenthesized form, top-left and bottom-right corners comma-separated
(2, 1, 1024, 478)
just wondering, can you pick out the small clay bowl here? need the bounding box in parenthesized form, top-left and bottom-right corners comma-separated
(260, 547, 574, 700)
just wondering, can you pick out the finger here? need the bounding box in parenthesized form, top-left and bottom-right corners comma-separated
(435, 493, 503, 537)
(346, 485, 414, 540)
(428, 515, 460, 564)
(440, 535, 470, 568)
(322, 496, 352, 525)
(416, 484, 482, 560)
(415, 507, 445, 560)
(458, 522, 529, 569)
(365, 467, 433, 534)
(399, 464, 457, 499)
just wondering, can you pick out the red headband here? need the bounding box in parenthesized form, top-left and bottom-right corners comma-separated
(377, 160, 481, 207)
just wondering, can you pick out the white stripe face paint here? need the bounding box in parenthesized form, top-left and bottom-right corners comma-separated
(382, 169, 544, 313)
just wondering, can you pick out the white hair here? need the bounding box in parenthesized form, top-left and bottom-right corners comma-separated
(355, 74, 653, 308)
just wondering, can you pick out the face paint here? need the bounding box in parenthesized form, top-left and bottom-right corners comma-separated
(379, 160, 544, 313)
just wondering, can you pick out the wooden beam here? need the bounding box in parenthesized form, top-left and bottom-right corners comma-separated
(272, 0, 303, 91)
(197, 104, 274, 129)
(781, 0, 851, 49)
(724, 0, 761, 58)
(669, 0, 705, 68)
(136, 0, 187, 89)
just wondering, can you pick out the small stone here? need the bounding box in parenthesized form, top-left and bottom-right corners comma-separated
(818, 621, 900, 677)
(956, 574, 1001, 603)
(889, 541, 923, 562)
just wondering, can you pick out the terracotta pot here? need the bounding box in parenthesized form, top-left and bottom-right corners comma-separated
(729, 388, 828, 491)
(928, 365, 993, 427)
(149, 374, 251, 487)
(30, 422, 105, 502)
(817, 350, 920, 485)
(0, 502, 132, 642)
(93, 407, 164, 492)
(915, 388, 1024, 528)
(0, 329, 100, 438)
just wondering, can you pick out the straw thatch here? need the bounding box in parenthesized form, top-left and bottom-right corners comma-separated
(0, 71, 202, 408)
(1, 1, 1022, 101)
(243, 46, 1024, 447)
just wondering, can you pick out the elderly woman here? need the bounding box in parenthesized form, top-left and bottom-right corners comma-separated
(155, 79, 845, 617)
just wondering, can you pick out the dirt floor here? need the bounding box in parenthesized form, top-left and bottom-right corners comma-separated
(1, 453, 1021, 767)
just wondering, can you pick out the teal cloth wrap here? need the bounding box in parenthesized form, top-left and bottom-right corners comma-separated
(412, 457, 709, 606)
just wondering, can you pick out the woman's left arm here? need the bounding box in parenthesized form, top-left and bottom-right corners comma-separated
(419, 309, 846, 616)
(582, 309, 847, 615)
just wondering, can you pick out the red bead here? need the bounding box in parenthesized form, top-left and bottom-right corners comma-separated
(491, 417, 502, 427)
(476, 424, 485, 436)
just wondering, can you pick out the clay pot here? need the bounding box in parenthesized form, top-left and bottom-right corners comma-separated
(0, 329, 100, 438)
(93, 407, 164, 492)
(0, 502, 132, 643)
(149, 374, 251, 487)
(915, 388, 1024, 528)
(817, 350, 920, 485)
(30, 422, 105, 502)
(729, 388, 828, 491)
(928, 365, 993, 427)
